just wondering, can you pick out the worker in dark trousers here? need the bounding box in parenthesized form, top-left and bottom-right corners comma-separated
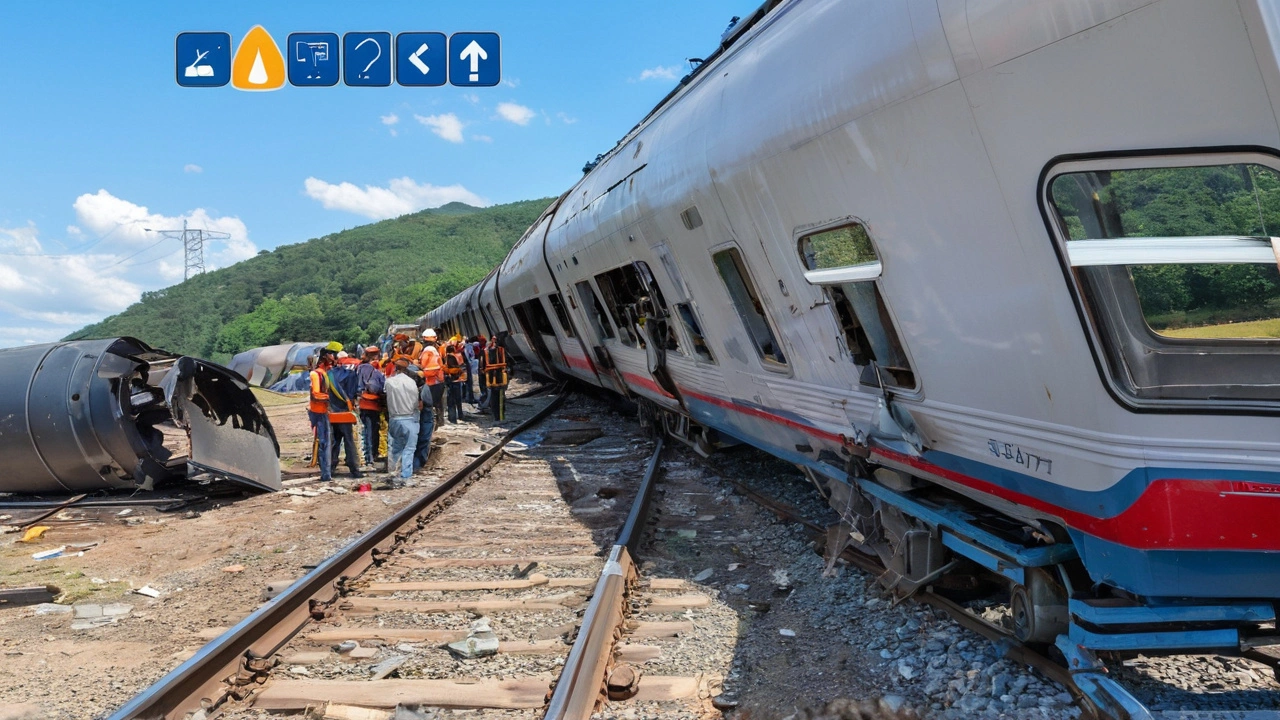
(443, 341, 466, 423)
(325, 355, 364, 480)
(355, 345, 385, 468)
(483, 334, 509, 421)
(307, 347, 338, 482)
(475, 336, 489, 409)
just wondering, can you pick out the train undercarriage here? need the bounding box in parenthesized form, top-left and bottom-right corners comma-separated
(638, 398, 1280, 719)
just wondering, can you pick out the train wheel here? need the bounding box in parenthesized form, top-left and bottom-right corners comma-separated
(1010, 568, 1068, 644)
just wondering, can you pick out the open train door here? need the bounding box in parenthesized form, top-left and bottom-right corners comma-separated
(571, 280, 630, 396)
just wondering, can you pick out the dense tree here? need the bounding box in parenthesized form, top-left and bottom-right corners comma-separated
(66, 199, 553, 362)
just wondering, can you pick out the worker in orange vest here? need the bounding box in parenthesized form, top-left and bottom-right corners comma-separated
(356, 345, 385, 468)
(481, 334, 509, 421)
(442, 341, 466, 424)
(414, 329, 444, 469)
(387, 333, 421, 374)
(308, 345, 339, 482)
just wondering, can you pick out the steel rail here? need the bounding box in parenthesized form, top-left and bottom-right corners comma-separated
(109, 386, 567, 720)
(543, 436, 665, 720)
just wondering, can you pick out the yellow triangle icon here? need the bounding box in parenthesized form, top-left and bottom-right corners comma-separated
(232, 26, 284, 91)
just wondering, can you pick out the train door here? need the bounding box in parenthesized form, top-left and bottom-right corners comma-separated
(593, 262, 683, 406)
(572, 280, 629, 395)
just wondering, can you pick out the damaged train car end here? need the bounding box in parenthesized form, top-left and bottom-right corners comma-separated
(0, 337, 282, 494)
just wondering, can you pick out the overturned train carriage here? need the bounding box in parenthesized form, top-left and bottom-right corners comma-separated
(425, 0, 1280, 708)
(0, 337, 281, 494)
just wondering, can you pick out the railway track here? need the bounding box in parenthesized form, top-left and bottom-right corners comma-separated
(108, 390, 723, 720)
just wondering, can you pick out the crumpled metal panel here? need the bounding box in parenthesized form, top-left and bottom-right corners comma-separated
(0, 337, 281, 494)
(161, 356, 281, 492)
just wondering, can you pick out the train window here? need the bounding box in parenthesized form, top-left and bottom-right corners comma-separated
(712, 248, 787, 366)
(797, 222, 915, 389)
(524, 299, 556, 336)
(1047, 156, 1280, 407)
(594, 267, 645, 348)
(548, 294, 575, 338)
(634, 261, 680, 352)
(799, 223, 879, 274)
(674, 302, 715, 362)
(575, 281, 616, 340)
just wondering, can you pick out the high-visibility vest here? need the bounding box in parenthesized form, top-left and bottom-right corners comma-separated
(484, 346, 508, 387)
(443, 351, 465, 379)
(418, 345, 444, 385)
(309, 369, 329, 413)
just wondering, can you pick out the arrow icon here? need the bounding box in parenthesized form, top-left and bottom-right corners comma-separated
(459, 40, 487, 82)
(409, 43, 430, 75)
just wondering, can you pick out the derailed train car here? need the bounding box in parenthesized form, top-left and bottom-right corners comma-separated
(427, 0, 1280, 711)
(0, 337, 281, 494)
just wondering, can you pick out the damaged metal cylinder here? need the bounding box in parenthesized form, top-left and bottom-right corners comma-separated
(0, 337, 281, 494)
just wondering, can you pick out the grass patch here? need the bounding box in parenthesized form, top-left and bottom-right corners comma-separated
(1158, 317, 1280, 339)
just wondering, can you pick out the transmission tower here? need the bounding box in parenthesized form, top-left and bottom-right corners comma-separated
(153, 220, 231, 280)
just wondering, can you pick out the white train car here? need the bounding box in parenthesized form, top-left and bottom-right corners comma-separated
(427, 0, 1280, 709)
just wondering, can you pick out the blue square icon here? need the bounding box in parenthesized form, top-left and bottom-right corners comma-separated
(344, 32, 391, 86)
(448, 33, 500, 87)
(396, 33, 446, 87)
(176, 32, 230, 87)
(288, 33, 339, 86)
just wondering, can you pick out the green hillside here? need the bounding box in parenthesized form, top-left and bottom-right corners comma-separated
(66, 198, 552, 363)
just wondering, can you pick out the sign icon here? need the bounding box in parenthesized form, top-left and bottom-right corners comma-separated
(232, 25, 285, 91)
(176, 32, 230, 87)
(287, 32, 339, 86)
(449, 33, 500, 86)
(395, 32, 446, 86)
(344, 32, 391, 86)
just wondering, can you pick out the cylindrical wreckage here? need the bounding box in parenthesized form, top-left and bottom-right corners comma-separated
(0, 337, 281, 494)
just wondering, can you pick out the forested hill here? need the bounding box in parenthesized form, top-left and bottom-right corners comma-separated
(66, 198, 553, 363)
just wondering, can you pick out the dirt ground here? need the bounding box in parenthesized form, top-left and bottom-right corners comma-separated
(0, 377, 543, 720)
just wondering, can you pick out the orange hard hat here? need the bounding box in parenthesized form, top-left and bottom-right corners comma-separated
(365, 345, 380, 355)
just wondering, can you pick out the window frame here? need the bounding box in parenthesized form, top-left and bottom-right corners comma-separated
(710, 243, 790, 372)
(1039, 148, 1280, 414)
(794, 218, 919, 393)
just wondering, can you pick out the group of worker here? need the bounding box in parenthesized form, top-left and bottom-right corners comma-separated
(307, 329, 509, 487)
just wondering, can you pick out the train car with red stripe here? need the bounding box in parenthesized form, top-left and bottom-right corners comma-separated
(424, 0, 1280, 709)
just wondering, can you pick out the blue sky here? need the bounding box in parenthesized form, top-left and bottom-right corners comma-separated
(0, 1, 748, 347)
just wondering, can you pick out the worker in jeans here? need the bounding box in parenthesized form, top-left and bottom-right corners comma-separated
(383, 359, 420, 488)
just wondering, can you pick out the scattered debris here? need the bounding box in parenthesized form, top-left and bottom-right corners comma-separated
(337, 640, 360, 654)
(348, 646, 379, 659)
(263, 579, 296, 600)
(18, 526, 50, 543)
(133, 586, 162, 599)
(676, 529, 697, 539)
(445, 617, 499, 659)
(116, 509, 133, 517)
(780, 628, 797, 637)
(0, 585, 60, 607)
(606, 663, 642, 701)
(772, 568, 793, 592)
(728, 563, 742, 571)
(221, 564, 245, 573)
(693, 568, 714, 582)
(369, 655, 407, 680)
(32, 546, 68, 561)
(33, 603, 72, 615)
(70, 602, 132, 630)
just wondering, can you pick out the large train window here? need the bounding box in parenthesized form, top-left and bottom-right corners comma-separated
(797, 222, 915, 389)
(1045, 154, 1280, 407)
(575, 281, 616, 340)
(712, 248, 787, 366)
(548, 294, 575, 338)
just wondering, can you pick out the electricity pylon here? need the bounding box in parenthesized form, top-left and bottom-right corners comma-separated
(153, 220, 231, 280)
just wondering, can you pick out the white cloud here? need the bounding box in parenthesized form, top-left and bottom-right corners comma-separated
(462, 93, 480, 104)
(495, 102, 535, 126)
(502, 77, 520, 88)
(557, 112, 578, 125)
(380, 113, 400, 126)
(415, 113, 465, 143)
(634, 65, 681, 82)
(184, 163, 203, 173)
(304, 177, 487, 220)
(471, 134, 493, 143)
(0, 193, 258, 349)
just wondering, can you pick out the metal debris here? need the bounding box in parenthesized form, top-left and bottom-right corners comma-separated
(445, 617, 499, 659)
(0, 338, 281, 495)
